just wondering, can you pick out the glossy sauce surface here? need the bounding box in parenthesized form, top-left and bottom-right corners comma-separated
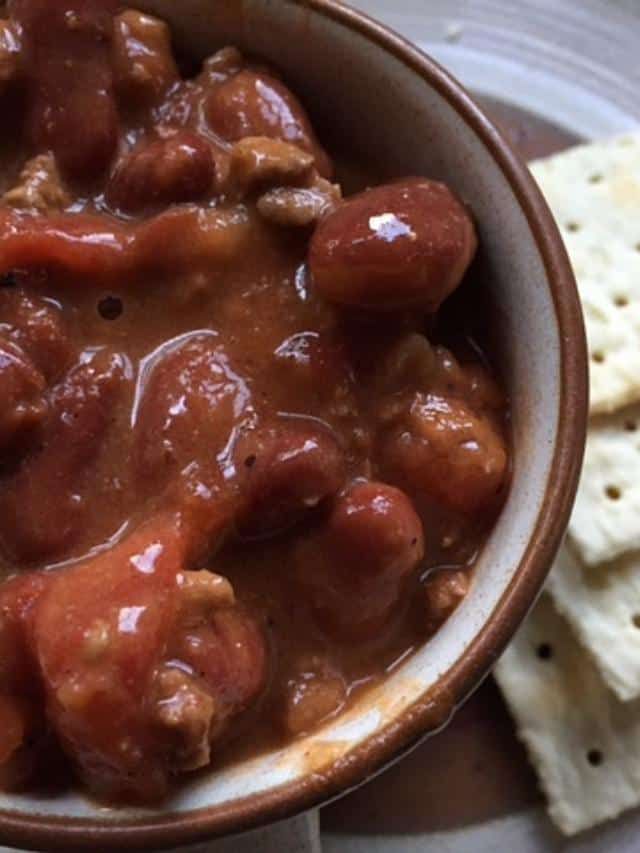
(0, 1, 510, 801)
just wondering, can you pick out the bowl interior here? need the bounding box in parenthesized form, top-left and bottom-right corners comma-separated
(0, 0, 583, 845)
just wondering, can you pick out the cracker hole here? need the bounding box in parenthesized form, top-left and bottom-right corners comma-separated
(589, 173, 603, 184)
(592, 351, 605, 364)
(98, 295, 123, 321)
(566, 221, 581, 233)
(536, 642, 553, 661)
(605, 485, 622, 501)
(624, 420, 637, 432)
(614, 294, 629, 307)
(632, 614, 640, 629)
(587, 749, 604, 767)
(244, 454, 256, 469)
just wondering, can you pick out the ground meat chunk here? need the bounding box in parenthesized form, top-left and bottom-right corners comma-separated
(381, 393, 508, 515)
(257, 178, 341, 228)
(112, 9, 179, 108)
(2, 154, 71, 213)
(373, 334, 437, 398)
(160, 573, 267, 768)
(151, 665, 216, 772)
(423, 569, 469, 633)
(282, 655, 346, 736)
(177, 570, 235, 623)
(229, 136, 314, 194)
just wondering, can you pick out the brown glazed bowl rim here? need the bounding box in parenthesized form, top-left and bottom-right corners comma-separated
(0, 1, 588, 850)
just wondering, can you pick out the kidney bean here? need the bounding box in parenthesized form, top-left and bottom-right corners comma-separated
(423, 569, 469, 634)
(11, 0, 120, 181)
(106, 132, 216, 214)
(236, 420, 345, 538)
(298, 481, 424, 638)
(133, 335, 254, 499)
(205, 69, 333, 177)
(0, 336, 46, 453)
(309, 178, 477, 311)
(0, 289, 72, 382)
(2, 153, 72, 214)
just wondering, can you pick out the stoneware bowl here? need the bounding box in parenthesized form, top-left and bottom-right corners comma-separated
(0, 1, 588, 850)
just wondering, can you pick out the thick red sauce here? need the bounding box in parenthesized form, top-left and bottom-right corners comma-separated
(324, 100, 581, 835)
(0, 1, 509, 802)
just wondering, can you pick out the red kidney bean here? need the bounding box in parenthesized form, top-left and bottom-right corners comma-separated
(205, 69, 333, 178)
(309, 178, 477, 311)
(106, 132, 216, 214)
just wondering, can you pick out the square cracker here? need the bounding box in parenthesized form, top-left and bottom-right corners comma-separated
(495, 594, 640, 835)
(548, 544, 640, 702)
(530, 133, 640, 414)
(568, 403, 640, 566)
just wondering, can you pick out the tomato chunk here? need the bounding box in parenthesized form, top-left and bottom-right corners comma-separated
(0, 207, 252, 284)
(31, 513, 187, 799)
(23, 513, 267, 800)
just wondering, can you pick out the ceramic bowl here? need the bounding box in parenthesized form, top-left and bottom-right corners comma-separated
(0, 1, 587, 849)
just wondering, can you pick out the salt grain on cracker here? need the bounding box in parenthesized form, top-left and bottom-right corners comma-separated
(530, 133, 640, 414)
(495, 594, 640, 835)
(568, 403, 640, 565)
